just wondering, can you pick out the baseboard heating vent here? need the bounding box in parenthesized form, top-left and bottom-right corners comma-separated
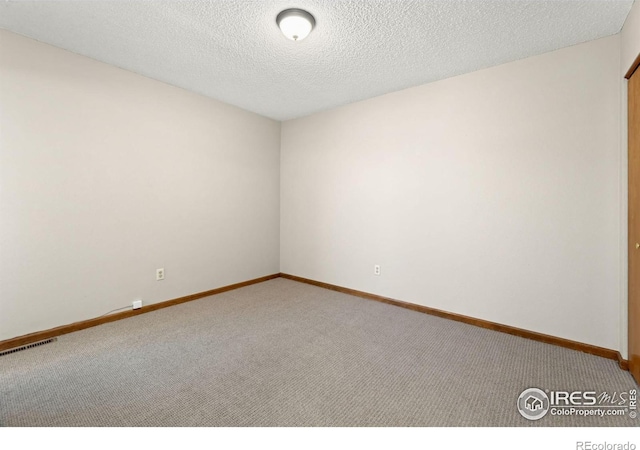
(0, 338, 57, 357)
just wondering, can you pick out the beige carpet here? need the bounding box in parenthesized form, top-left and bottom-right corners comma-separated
(0, 278, 637, 427)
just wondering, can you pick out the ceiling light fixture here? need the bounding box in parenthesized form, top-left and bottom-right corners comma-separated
(276, 8, 315, 41)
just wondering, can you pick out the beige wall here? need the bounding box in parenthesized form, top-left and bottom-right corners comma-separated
(1, 21, 631, 354)
(0, 30, 281, 341)
(281, 35, 622, 351)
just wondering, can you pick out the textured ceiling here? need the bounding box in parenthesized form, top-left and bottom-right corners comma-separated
(0, 1, 634, 121)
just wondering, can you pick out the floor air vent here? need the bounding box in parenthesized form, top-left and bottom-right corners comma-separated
(0, 338, 57, 357)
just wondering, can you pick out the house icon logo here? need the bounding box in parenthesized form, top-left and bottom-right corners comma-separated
(525, 395, 543, 411)
(517, 388, 550, 420)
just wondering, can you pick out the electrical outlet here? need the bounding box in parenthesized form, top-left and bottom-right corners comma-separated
(156, 268, 165, 281)
(132, 300, 142, 310)
(374, 264, 381, 276)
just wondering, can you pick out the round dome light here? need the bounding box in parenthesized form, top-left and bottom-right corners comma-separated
(276, 9, 315, 41)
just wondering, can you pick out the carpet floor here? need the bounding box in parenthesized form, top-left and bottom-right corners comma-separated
(0, 278, 637, 427)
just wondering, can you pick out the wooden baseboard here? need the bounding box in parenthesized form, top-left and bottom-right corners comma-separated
(618, 354, 630, 371)
(281, 273, 629, 370)
(3, 271, 630, 373)
(0, 273, 280, 352)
